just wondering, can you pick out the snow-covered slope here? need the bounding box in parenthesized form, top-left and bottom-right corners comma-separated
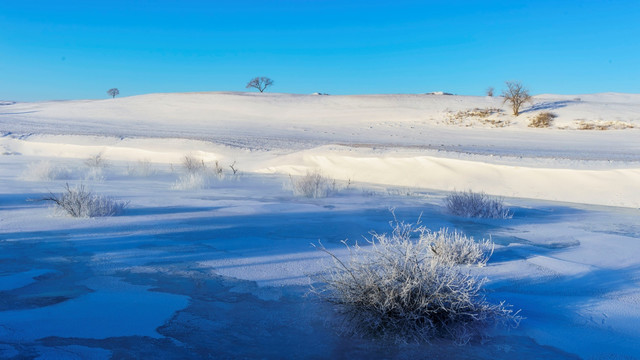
(1, 92, 639, 207)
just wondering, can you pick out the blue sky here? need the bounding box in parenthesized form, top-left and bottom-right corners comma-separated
(1, 0, 639, 101)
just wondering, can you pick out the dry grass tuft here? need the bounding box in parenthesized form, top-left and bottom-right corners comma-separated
(529, 112, 557, 128)
(576, 120, 635, 130)
(444, 108, 510, 128)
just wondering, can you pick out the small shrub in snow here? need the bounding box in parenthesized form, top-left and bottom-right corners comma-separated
(172, 172, 211, 190)
(486, 87, 494, 97)
(314, 219, 519, 344)
(529, 112, 556, 128)
(173, 155, 228, 190)
(83, 153, 109, 181)
(291, 170, 336, 198)
(126, 159, 157, 177)
(445, 190, 512, 219)
(42, 183, 127, 217)
(425, 229, 494, 267)
(21, 161, 71, 181)
(182, 155, 206, 173)
(85, 153, 108, 168)
(181, 155, 226, 178)
(84, 167, 106, 181)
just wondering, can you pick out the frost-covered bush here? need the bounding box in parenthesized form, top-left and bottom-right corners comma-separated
(173, 155, 227, 190)
(445, 190, 512, 219)
(314, 219, 519, 344)
(172, 172, 211, 190)
(425, 229, 494, 267)
(85, 153, 108, 168)
(21, 161, 71, 181)
(182, 154, 207, 173)
(291, 170, 336, 198)
(84, 153, 109, 181)
(126, 159, 157, 177)
(84, 167, 106, 181)
(42, 184, 127, 217)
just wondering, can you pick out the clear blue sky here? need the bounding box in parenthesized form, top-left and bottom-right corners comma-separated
(1, 0, 639, 101)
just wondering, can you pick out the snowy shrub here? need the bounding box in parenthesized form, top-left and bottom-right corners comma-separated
(85, 153, 108, 168)
(21, 161, 71, 181)
(42, 183, 127, 217)
(172, 172, 211, 190)
(84, 167, 106, 181)
(445, 190, 512, 219)
(126, 159, 157, 177)
(173, 155, 227, 190)
(314, 219, 519, 344)
(425, 229, 494, 267)
(84, 153, 109, 181)
(182, 154, 206, 173)
(291, 170, 336, 198)
(529, 112, 556, 128)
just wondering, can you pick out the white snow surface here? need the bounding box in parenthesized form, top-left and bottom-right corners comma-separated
(2, 92, 640, 207)
(1, 92, 640, 358)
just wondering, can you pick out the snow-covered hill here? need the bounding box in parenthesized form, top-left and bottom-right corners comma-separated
(2, 92, 639, 207)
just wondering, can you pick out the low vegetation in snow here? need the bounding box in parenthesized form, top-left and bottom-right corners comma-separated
(84, 153, 109, 168)
(182, 154, 207, 173)
(444, 108, 510, 128)
(83, 153, 109, 181)
(126, 159, 157, 177)
(575, 120, 635, 130)
(425, 228, 494, 267)
(42, 183, 127, 217)
(21, 160, 71, 181)
(529, 112, 556, 128)
(313, 218, 519, 344)
(290, 170, 337, 198)
(445, 190, 512, 219)
(172, 172, 211, 190)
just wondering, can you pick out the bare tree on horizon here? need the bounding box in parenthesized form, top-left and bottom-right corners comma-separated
(107, 88, 120, 99)
(501, 81, 531, 116)
(246, 77, 273, 93)
(486, 86, 494, 97)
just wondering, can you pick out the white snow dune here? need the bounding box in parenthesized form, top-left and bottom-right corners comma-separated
(2, 91, 639, 207)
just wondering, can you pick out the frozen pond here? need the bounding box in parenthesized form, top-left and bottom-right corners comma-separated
(2, 156, 639, 359)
